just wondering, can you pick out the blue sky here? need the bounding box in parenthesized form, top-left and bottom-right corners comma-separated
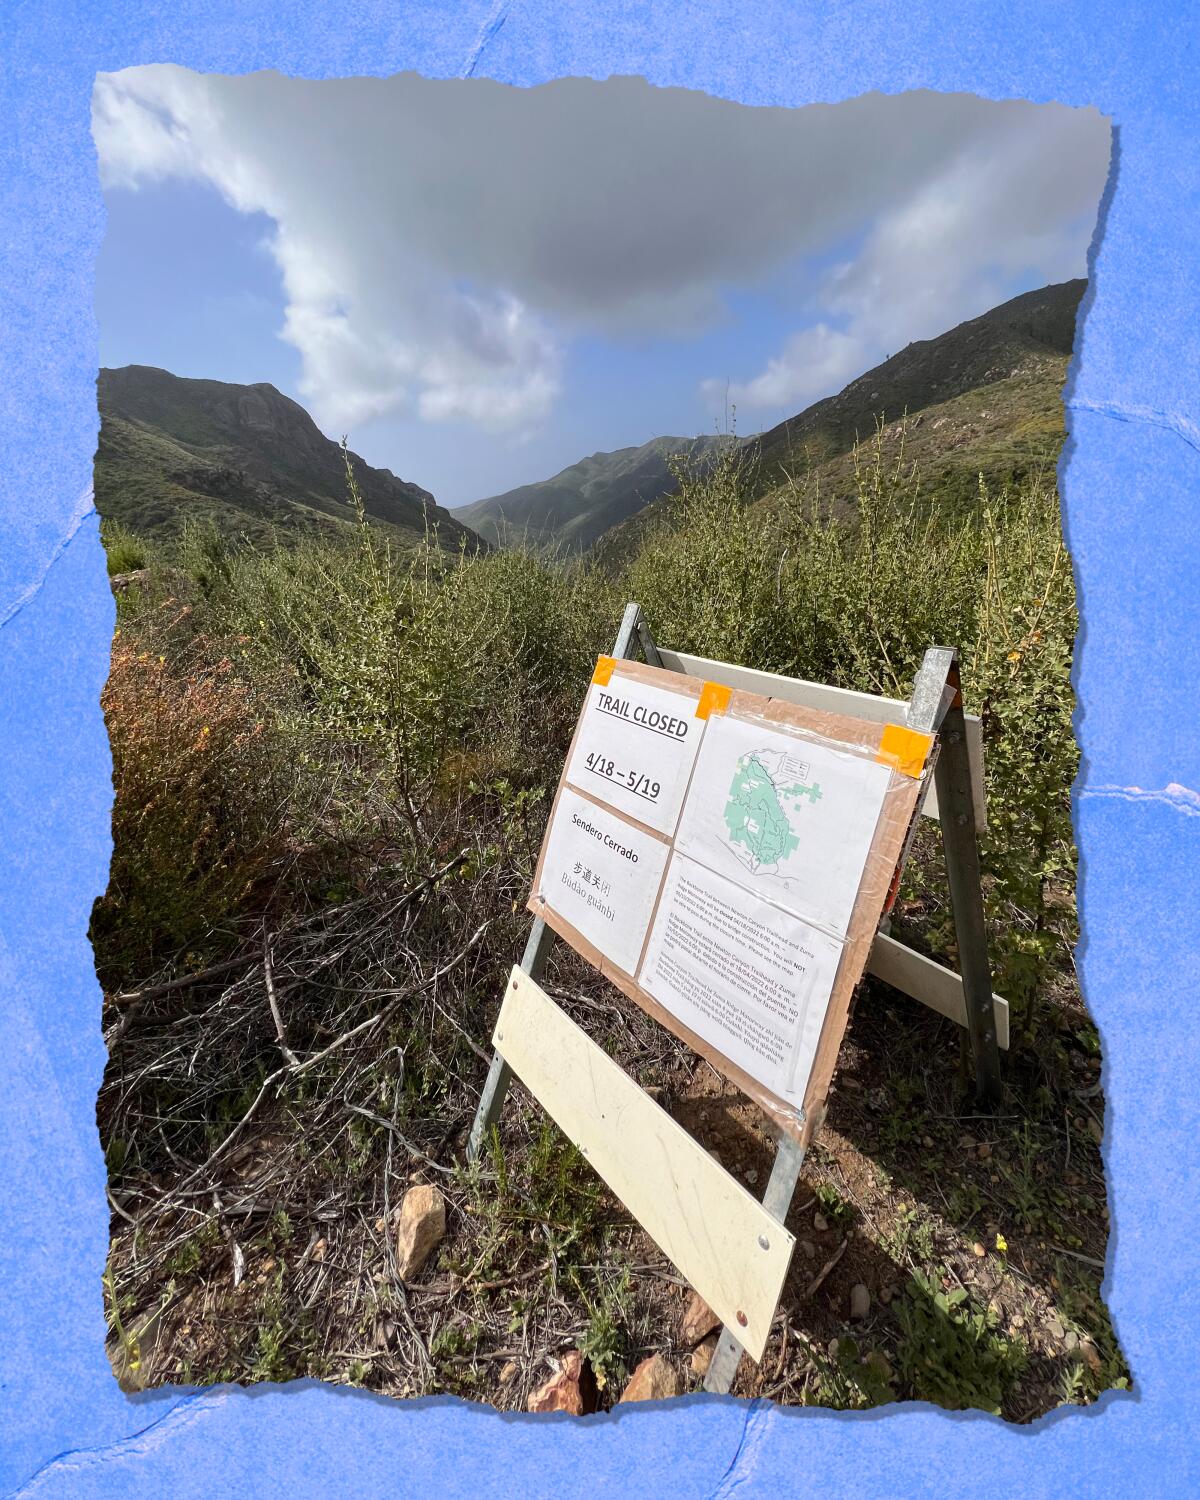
(94, 73, 1110, 508)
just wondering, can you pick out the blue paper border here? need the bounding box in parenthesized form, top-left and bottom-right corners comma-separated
(3, 4, 1198, 1495)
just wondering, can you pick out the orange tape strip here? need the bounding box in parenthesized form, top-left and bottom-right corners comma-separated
(695, 681, 732, 720)
(876, 723, 933, 778)
(592, 655, 616, 686)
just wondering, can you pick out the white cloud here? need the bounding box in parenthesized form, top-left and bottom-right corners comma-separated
(723, 101, 1110, 419)
(93, 70, 1110, 437)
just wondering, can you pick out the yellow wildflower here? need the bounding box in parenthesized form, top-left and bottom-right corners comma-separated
(995, 1232, 1008, 1253)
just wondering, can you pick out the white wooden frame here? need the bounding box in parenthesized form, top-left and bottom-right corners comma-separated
(470, 602, 1007, 1398)
(654, 648, 1007, 1047)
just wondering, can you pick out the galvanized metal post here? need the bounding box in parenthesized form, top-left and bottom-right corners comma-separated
(907, 647, 1002, 1106)
(467, 918, 555, 1162)
(466, 602, 655, 1162)
(704, 1131, 807, 1395)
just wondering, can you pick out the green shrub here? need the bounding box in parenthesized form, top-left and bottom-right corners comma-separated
(100, 520, 148, 576)
(100, 433, 1078, 1042)
(895, 1269, 1027, 1413)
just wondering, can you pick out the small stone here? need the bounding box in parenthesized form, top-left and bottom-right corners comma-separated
(691, 1333, 719, 1378)
(849, 1284, 870, 1321)
(1079, 1338, 1103, 1376)
(972, 1242, 987, 1258)
(879, 1285, 894, 1306)
(813, 1212, 829, 1233)
(744, 1167, 759, 1186)
(1088, 1118, 1104, 1145)
(799, 1239, 816, 1259)
(959, 1134, 976, 1150)
(1047, 1314, 1066, 1342)
(1064, 1329, 1080, 1351)
(977, 1142, 992, 1160)
(499, 1361, 518, 1385)
(527, 1350, 598, 1415)
(619, 1353, 680, 1403)
(922, 1135, 934, 1149)
(680, 1290, 721, 1346)
(395, 1184, 446, 1280)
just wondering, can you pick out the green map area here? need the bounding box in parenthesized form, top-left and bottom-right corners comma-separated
(722, 750, 823, 873)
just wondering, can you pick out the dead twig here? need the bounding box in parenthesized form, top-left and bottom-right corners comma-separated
(263, 930, 300, 1068)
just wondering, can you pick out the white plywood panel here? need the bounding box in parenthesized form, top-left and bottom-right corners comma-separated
(656, 648, 986, 832)
(493, 966, 795, 1363)
(867, 932, 1010, 1050)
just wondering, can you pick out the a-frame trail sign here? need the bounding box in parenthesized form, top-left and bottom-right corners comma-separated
(469, 602, 1005, 1396)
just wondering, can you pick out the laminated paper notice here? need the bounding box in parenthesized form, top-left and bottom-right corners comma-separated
(673, 711, 891, 939)
(639, 853, 843, 1104)
(536, 787, 670, 977)
(564, 673, 705, 836)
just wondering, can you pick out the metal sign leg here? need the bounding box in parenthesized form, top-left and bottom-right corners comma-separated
(466, 602, 655, 1164)
(906, 647, 1002, 1106)
(704, 1133, 808, 1395)
(933, 666, 1003, 1106)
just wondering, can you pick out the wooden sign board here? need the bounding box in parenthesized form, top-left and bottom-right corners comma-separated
(493, 966, 794, 1361)
(526, 655, 933, 1140)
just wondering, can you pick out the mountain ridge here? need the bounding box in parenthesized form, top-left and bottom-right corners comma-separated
(456, 432, 734, 551)
(594, 279, 1084, 560)
(95, 365, 480, 552)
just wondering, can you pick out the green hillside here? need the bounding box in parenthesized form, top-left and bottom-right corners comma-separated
(749, 278, 1081, 509)
(571, 280, 1083, 563)
(456, 433, 733, 551)
(95, 365, 481, 552)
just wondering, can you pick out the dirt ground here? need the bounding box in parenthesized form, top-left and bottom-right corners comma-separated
(105, 937, 1125, 1420)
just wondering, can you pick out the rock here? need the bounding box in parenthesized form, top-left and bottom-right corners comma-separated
(977, 1142, 992, 1160)
(527, 1350, 598, 1415)
(110, 569, 149, 594)
(799, 1239, 816, 1259)
(499, 1361, 518, 1385)
(1079, 1338, 1103, 1376)
(619, 1353, 680, 1403)
(813, 1212, 829, 1233)
(849, 1284, 870, 1321)
(395, 1184, 446, 1280)
(690, 1334, 719, 1378)
(1064, 1329, 1080, 1351)
(680, 1290, 721, 1346)
(744, 1167, 759, 1186)
(972, 1241, 987, 1258)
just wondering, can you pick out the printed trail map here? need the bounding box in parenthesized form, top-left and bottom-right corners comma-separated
(723, 749, 823, 875)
